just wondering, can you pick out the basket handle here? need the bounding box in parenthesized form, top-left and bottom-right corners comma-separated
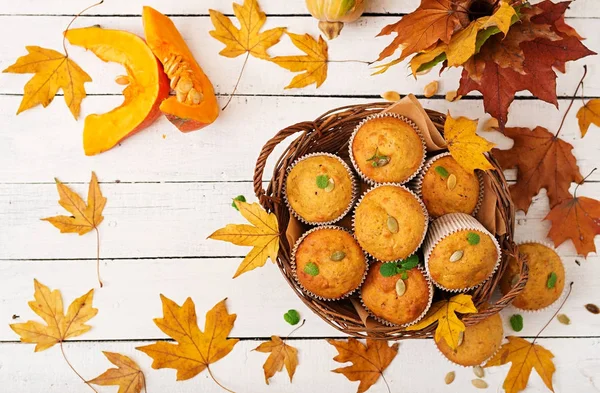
(253, 121, 316, 208)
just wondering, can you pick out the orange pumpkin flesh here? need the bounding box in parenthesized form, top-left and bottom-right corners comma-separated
(66, 27, 169, 155)
(143, 6, 219, 132)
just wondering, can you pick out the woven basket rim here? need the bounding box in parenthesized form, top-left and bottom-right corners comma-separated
(253, 102, 529, 340)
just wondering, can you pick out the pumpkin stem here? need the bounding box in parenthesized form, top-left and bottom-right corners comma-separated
(318, 21, 344, 40)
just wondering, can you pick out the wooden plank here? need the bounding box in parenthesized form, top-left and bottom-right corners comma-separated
(0, 95, 597, 183)
(2, 338, 600, 392)
(1, 181, 598, 259)
(0, 16, 597, 98)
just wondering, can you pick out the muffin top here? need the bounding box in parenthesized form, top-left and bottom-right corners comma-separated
(351, 115, 424, 184)
(294, 227, 367, 300)
(420, 155, 480, 218)
(500, 242, 565, 310)
(436, 312, 503, 366)
(354, 185, 427, 261)
(361, 261, 432, 326)
(427, 229, 498, 290)
(286, 154, 355, 223)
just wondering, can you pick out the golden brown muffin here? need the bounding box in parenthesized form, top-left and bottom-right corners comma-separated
(361, 261, 432, 326)
(426, 228, 499, 291)
(436, 312, 503, 366)
(293, 227, 367, 300)
(285, 154, 355, 224)
(350, 114, 424, 184)
(419, 154, 481, 218)
(353, 185, 428, 261)
(499, 242, 565, 310)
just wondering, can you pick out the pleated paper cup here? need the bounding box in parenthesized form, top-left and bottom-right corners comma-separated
(424, 213, 501, 292)
(291, 225, 368, 301)
(283, 152, 358, 226)
(348, 112, 426, 186)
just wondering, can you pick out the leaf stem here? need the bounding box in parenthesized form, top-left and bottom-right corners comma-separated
(574, 168, 597, 198)
(285, 319, 306, 339)
(207, 365, 236, 393)
(555, 65, 588, 138)
(329, 59, 372, 65)
(532, 282, 573, 344)
(62, 0, 105, 56)
(60, 341, 98, 393)
(222, 52, 250, 111)
(95, 227, 103, 288)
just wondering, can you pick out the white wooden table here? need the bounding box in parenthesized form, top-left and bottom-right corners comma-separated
(1, 1, 599, 392)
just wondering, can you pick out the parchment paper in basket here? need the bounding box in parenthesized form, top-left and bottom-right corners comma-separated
(476, 171, 507, 237)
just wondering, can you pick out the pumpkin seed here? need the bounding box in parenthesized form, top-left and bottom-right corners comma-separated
(381, 91, 401, 102)
(585, 304, 600, 314)
(447, 174, 457, 190)
(395, 279, 406, 297)
(473, 365, 485, 378)
(324, 178, 335, 192)
(449, 250, 464, 262)
(445, 90, 461, 102)
(169, 74, 181, 90)
(114, 75, 129, 85)
(374, 157, 390, 167)
(482, 117, 499, 131)
(510, 274, 520, 287)
(456, 331, 464, 347)
(444, 371, 455, 385)
(472, 379, 488, 389)
(176, 78, 194, 94)
(423, 81, 439, 98)
(557, 314, 571, 325)
(330, 251, 346, 261)
(387, 216, 399, 234)
(176, 89, 187, 103)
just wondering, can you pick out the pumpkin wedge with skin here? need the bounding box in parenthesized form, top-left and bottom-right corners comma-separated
(65, 27, 169, 156)
(143, 6, 219, 132)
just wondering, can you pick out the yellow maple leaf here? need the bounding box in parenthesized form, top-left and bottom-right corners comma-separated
(485, 336, 555, 393)
(209, 200, 280, 278)
(407, 293, 477, 350)
(137, 296, 239, 390)
(3, 46, 91, 119)
(445, 112, 495, 173)
(270, 32, 329, 89)
(577, 98, 600, 137)
(209, 0, 286, 60)
(88, 352, 145, 393)
(409, 45, 446, 76)
(10, 279, 97, 352)
(254, 335, 299, 385)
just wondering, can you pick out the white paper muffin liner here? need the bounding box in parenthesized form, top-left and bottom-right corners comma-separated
(291, 225, 369, 301)
(411, 152, 484, 220)
(351, 183, 429, 262)
(502, 239, 569, 314)
(424, 213, 502, 292)
(359, 266, 434, 328)
(348, 112, 427, 186)
(283, 152, 358, 226)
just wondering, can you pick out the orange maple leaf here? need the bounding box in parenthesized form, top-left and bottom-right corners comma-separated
(88, 352, 145, 393)
(577, 99, 600, 137)
(327, 338, 399, 393)
(254, 336, 299, 385)
(493, 126, 583, 213)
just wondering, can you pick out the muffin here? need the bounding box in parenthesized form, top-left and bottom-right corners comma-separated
(353, 184, 428, 261)
(349, 113, 425, 184)
(436, 312, 503, 366)
(360, 260, 433, 326)
(499, 242, 565, 311)
(285, 153, 356, 224)
(292, 226, 367, 300)
(415, 153, 482, 219)
(424, 213, 500, 291)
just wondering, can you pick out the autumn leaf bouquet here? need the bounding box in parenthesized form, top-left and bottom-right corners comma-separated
(374, 0, 595, 127)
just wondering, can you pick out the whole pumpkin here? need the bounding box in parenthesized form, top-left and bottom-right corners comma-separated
(305, 0, 367, 40)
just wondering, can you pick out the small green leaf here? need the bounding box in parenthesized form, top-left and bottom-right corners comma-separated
(467, 232, 481, 245)
(231, 195, 246, 210)
(435, 166, 449, 178)
(547, 272, 558, 289)
(316, 175, 330, 189)
(283, 309, 301, 325)
(400, 270, 408, 280)
(400, 254, 419, 270)
(380, 262, 398, 277)
(510, 314, 523, 332)
(304, 262, 319, 276)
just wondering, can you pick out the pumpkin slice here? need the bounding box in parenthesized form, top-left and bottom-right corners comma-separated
(143, 6, 219, 132)
(66, 27, 169, 156)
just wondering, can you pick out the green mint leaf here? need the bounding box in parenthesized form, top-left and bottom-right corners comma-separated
(510, 314, 523, 332)
(435, 166, 449, 178)
(231, 195, 246, 210)
(366, 147, 379, 161)
(400, 270, 408, 280)
(400, 254, 420, 270)
(467, 232, 481, 245)
(380, 262, 398, 277)
(304, 262, 319, 276)
(547, 272, 558, 289)
(316, 175, 330, 189)
(283, 309, 301, 325)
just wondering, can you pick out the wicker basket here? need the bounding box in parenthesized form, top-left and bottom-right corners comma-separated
(253, 102, 528, 339)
